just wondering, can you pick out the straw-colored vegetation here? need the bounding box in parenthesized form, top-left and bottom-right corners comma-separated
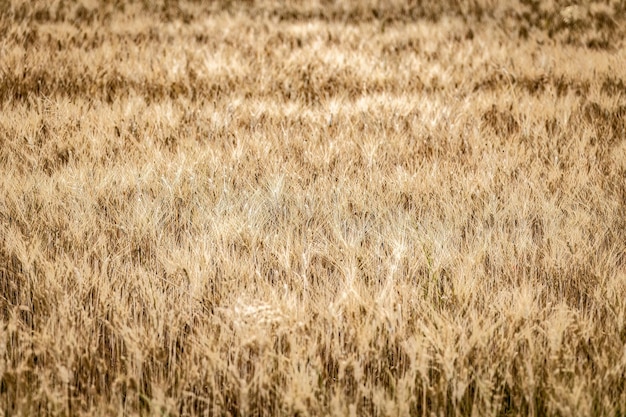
(1, 1, 625, 416)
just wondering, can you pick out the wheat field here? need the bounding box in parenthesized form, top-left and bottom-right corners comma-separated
(1, 1, 625, 416)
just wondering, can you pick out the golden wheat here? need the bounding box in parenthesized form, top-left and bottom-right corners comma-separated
(1, 1, 625, 416)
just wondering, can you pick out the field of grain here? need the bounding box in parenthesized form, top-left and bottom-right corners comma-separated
(1, 1, 625, 416)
